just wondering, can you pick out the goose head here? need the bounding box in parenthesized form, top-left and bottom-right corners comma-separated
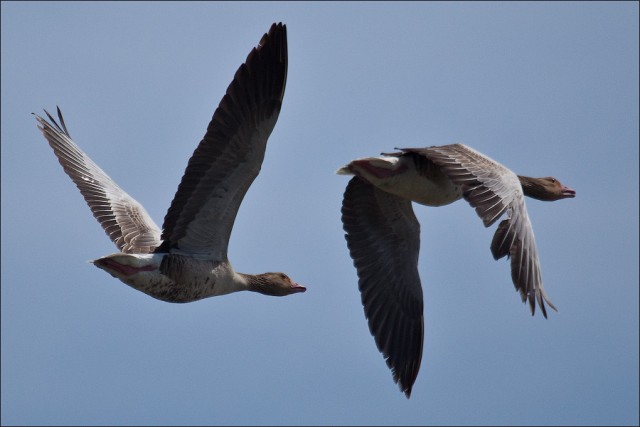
(245, 272, 307, 296)
(518, 176, 576, 201)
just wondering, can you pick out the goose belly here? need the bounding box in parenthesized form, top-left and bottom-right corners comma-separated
(377, 166, 463, 207)
(93, 253, 238, 303)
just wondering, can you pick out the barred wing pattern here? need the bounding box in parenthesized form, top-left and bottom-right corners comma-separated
(403, 144, 556, 317)
(35, 108, 162, 254)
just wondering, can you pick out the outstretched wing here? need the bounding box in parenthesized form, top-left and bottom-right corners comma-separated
(156, 23, 288, 260)
(35, 107, 162, 254)
(403, 144, 556, 317)
(341, 176, 424, 398)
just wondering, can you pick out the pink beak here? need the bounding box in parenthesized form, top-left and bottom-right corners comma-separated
(291, 282, 307, 293)
(561, 185, 576, 198)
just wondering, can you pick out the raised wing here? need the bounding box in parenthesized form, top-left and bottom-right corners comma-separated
(341, 176, 424, 398)
(403, 144, 556, 317)
(35, 107, 162, 254)
(156, 23, 288, 259)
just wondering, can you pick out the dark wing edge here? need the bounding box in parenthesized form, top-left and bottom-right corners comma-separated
(157, 23, 288, 256)
(341, 176, 424, 398)
(35, 107, 162, 254)
(404, 144, 556, 317)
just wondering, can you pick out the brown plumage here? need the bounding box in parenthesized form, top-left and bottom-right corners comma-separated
(36, 23, 306, 302)
(338, 143, 575, 397)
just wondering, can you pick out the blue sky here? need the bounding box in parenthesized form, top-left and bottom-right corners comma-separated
(1, 2, 638, 426)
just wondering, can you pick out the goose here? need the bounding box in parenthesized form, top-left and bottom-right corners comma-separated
(338, 143, 575, 397)
(35, 22, 306, 302)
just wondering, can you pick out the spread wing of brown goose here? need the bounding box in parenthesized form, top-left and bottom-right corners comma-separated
(341, 176, 424, 398)
(403, 144, 556, 317)
(156, 23, 288, 260)
(35, 107, 162, 254)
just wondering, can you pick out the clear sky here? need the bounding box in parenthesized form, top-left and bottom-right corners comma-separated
(2, 2, 638, 426)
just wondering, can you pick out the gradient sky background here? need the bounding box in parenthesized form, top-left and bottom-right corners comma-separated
(2, 2, 638, 426)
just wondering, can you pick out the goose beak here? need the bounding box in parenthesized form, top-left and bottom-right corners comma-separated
(561, 185, 576, 198)
(291, 282, 307, 293)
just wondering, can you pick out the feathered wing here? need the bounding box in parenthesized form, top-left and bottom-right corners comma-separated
(341, 176, 424, 398)
(403, 144, 556, 317)
(35, 108, 162, 254)
(157, 23, 288, 259)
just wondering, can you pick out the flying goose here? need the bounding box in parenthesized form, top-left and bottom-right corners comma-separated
(35, 23, 306, 302)
(338, 143, 575, 397)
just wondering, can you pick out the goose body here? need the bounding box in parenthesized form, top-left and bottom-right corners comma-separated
(36, 23, 306, 302)
(338, 143, 575, 397)
(337, 151, 463, 207)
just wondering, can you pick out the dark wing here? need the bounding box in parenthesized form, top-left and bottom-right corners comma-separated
(156, 23, 288, 260)
(341, 176, 424, 398)
(35, 107, 162, 254)
(403, 144, 556, 317)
